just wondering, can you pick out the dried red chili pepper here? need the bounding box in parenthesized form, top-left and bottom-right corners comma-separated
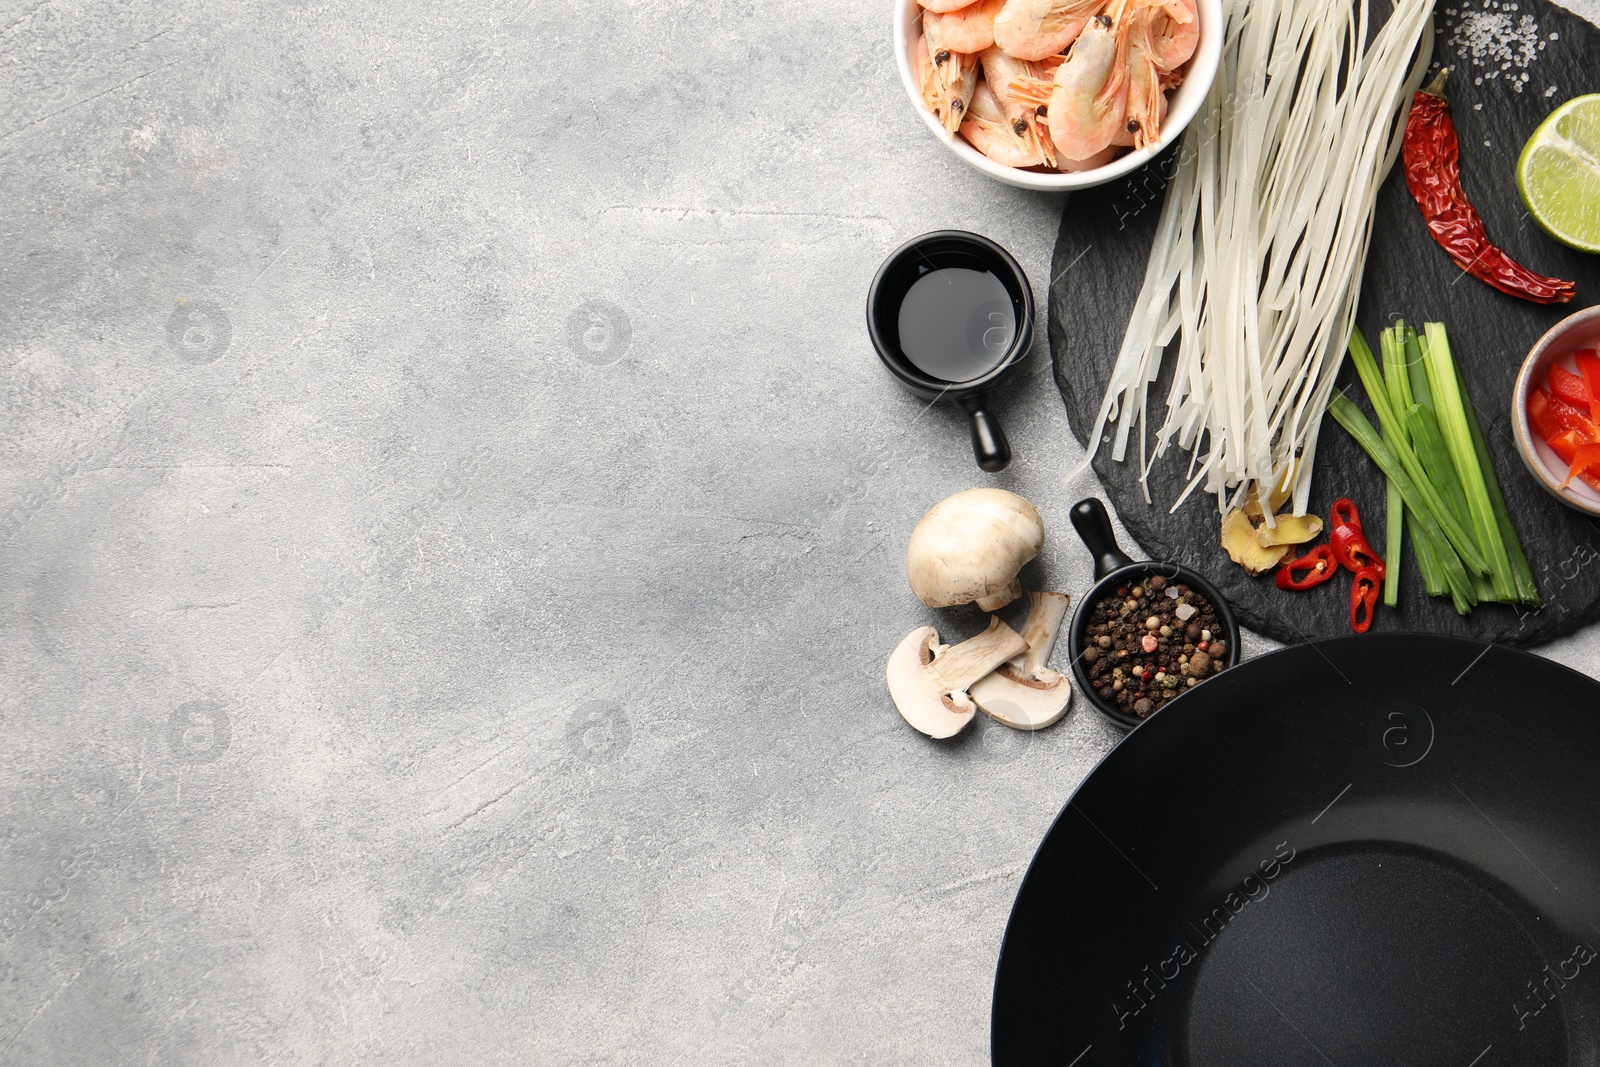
(1350, 567, 1382, 634)
(1276, 545, 1339, 591)
(1403, 71, 1576, 305)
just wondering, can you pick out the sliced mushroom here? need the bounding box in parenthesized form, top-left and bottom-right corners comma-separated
(886, 617, 1029, 739)
(970, 591, 1072, 731)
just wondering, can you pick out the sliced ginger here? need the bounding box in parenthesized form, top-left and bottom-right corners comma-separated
(1221, 509, 1291, 576)
(1255, 514, 1323, 548)
(1243, 465, 1300, 521)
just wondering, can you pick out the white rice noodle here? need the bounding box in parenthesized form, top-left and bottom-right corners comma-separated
(1074, 0, 1437, 517)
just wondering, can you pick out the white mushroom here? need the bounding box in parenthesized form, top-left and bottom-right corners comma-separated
(885, 617, 1029, 739)
(906, 488, 1045, 612)
(970, 591, 1072, 731)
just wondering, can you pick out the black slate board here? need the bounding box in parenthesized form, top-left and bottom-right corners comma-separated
(1051, 1, 1600, 648)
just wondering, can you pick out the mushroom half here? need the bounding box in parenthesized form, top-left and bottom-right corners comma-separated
(885, 617, 1029, 739)
(970, 591, 1072, 730)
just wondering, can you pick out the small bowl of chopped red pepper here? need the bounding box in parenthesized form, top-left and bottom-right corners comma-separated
(1066, 498, 1241, 730)
(1515, 305, 1600, 519)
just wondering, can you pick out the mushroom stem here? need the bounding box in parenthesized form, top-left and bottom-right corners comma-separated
(1015, 590, 1070, 676)
(928, 617, 1031, 694)
(975, 582, 1023, 613)
(969, 591, 1073, 731)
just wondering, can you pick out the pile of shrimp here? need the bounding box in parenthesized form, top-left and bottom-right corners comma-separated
(915, 0, 1199, 172)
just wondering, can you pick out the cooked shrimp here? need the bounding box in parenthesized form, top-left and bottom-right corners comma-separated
(924, 0, 1007, 55)
(919, 0, 977, 14)
(960, 81, 1050, 167)
(1147, 0, 1198, 74)
(999, 67, 1116, 167)
(978, 47, 1057, 168)
(993, 0, 1101, 62)
(922, 13, 968, 70)
(918, 32, 979, 133)
(1122, 6, 1167, 148)
(1042, 7, 1133, 162)
(1056, 145, 1121, 172)
(1117, 61, 1167, 148)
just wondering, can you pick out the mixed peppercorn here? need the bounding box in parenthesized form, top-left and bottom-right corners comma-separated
(1080, 574, 1229, 720)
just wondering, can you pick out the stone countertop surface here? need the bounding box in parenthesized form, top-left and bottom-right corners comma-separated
(3, 2, 1598, 1063)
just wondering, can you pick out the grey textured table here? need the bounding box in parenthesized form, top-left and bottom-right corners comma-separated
(3, 2, 1599, 1063)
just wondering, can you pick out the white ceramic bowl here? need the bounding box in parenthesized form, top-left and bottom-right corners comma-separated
(894, 0, 1223, 191)
(1512, 304, 1600, 518)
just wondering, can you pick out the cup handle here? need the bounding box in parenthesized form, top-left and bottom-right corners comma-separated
(958, 394, 1011, 473)
(1070, 498, 1138, 579)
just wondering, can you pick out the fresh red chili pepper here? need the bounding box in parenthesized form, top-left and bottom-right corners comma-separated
(1330, 522, 1386, 580)
(1326, 498, 1386, 577)
(1350, 567, 1382, 634)
(1403, 71, 1576, 305)
(1276, 545, 1339, 591)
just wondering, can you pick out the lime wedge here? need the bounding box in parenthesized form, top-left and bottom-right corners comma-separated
(1517, 94, 1600, 255)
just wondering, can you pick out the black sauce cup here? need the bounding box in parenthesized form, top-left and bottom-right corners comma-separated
(867, 230, 1034, 472)
(1067, 498, 1242, 731)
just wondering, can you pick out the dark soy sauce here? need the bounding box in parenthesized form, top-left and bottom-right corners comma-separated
(896, 267, 1017, 384)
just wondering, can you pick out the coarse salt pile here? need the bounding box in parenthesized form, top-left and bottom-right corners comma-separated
(1442, 3, 1555, 95)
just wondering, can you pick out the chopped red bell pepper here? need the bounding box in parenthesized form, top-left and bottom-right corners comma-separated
(1560, 444, 1600, 489)
(1329, 498, 1361, 531)
(1549, 362, 1593, 409)
(1541, 428, 1600, 493)
(1546, 391, 1599, 437)
(1576, 351, 1600, 429)
(1330, 522, 1386, 579)
(1276, 545, 1339, 591)
(1529, 388, 1600, 445)
(1350, 567, 1382, 634)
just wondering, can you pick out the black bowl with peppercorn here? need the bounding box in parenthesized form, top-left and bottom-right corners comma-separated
(1067, 499, 1241, 730)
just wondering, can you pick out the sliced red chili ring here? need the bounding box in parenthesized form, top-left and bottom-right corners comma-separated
(1350, 566, 1382, 634)
(1276, 545, 1339, 591)
(1330, 521, 1386, 580)
(1329, 498, 1361, 531)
